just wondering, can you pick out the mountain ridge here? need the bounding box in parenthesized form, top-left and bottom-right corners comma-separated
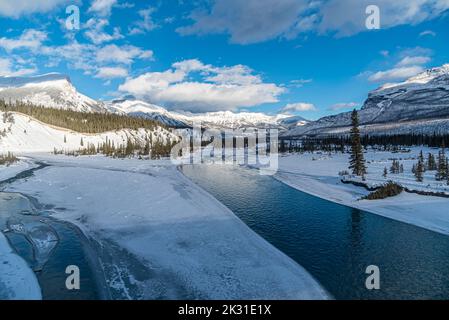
(0, 73, 308, 130)
(284, 64, 449, 137)
(106, 97, 308, 130)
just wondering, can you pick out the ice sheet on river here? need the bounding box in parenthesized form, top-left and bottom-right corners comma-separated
(6, 155, 329, 300)
(0, 193, 59, 271)
(0, 232, 42, 299)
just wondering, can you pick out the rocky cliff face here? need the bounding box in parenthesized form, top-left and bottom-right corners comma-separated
(285, 64, 449, 137)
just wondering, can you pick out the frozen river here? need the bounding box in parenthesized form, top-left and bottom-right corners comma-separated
(0, 192, 107, 299)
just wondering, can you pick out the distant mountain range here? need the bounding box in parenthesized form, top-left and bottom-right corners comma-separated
(284, 64, 449, 137)
(105, 97, 309, 130)
(3, 64, 449, 137)
(0, 73, 308, 131)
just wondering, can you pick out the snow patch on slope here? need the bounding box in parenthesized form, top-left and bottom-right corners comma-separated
(0, 112, 177, 153)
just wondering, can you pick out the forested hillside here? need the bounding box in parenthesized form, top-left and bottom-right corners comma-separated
(0, 100, 167, 134)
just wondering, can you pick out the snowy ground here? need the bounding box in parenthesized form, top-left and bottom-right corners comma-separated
(276, 147, 449, 235)
(1, 154, 328, 300)
(0, 111, 176, 153)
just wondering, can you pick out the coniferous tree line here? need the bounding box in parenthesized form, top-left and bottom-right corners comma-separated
(0, 152, 18, 166)
(0, 100, 168, 134)
(390, 159, 403, 174)
(435, 144, 449, 182)
(411, 145, 449, 184)
(54, 136, 177, 159)
(282, 133, 449, 154)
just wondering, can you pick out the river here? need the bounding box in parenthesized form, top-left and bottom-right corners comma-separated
(181, 164, 449, 300)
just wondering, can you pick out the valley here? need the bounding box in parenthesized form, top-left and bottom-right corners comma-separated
(2, 65, 449, 300)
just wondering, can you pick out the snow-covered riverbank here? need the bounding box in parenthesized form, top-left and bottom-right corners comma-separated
(276, 148, 449, 236)
(0, 232, 42, 300)
(2, 154, 328, 300)
(0, 162, 42, 300)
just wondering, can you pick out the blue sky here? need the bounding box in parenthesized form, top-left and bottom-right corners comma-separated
(0, 0, 449, 119)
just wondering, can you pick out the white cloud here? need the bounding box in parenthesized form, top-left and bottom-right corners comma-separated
(128, 6, 158, 35)
(419, 30, 437, 37)
(205, 65, 262, 85)
(318, 0, 449, 37)
(0, 58, 13, 75)
(396, 56, 431, 67)
(177, 0, 309, 44)
(329, 102, 359, 111)
(0, 0, 70, 18)
(119, 59, 285, 112)
(88, 0, 117, 17)
(0, 57, 36, 76)
(95, 66, 128, 79)
(368, 66, 424, 82)
(84, 18, 124, 44)
(177, 0, 449, 43)
(281, 102, 316, 113)
(96, 44, 154, 64)
(290, 79, 312, 87)
(0, 30, 153, 78)
(0, 29, 47, 52)
(365, 47, 432, 83)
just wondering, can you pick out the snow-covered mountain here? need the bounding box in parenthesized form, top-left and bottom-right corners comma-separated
(0, 73, 105, 113)
(106, 97, 307, 130)
(0, 73, 308, 130)
(105, 97, 189, 128)
(284, 64, 449, 137)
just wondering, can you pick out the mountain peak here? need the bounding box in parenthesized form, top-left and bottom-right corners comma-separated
(0, 72, 104, 113)
(378, 63, 449, 92)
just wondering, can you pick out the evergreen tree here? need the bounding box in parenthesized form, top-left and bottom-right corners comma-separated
(436, 143, 447, 181)
(383, 167, 388, 178)
(446, 158, 449, 181)
(143, 138, 150, 155)
(446, 158, 449, 186)
(348, 110, 367, 176)
(415, 159, 424, 182)
(390, 160, 395, 174)
(418, 150, 425, 172)
(427, 153, 436, 171)
(390, 159, 402, 174)
(80, 137, 84, 147)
